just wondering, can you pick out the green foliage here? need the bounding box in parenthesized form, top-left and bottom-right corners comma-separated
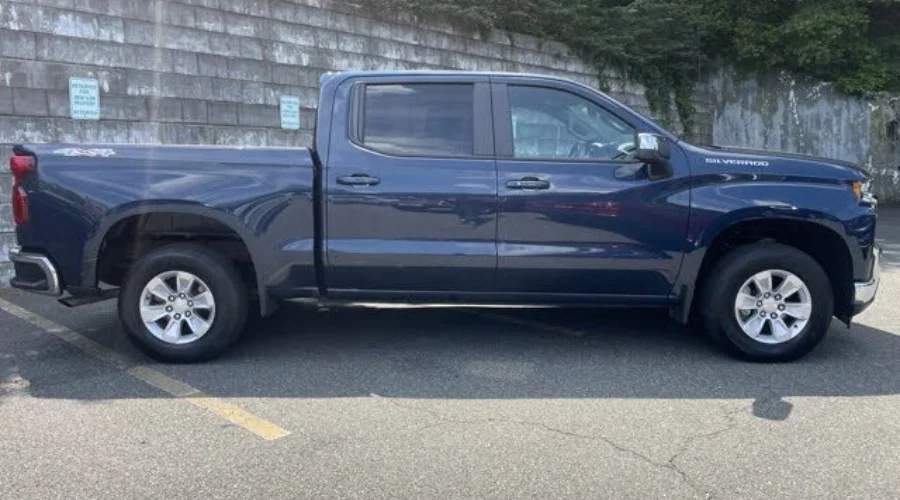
(707, 0, 900, 95)
(375, 0, 900, 134)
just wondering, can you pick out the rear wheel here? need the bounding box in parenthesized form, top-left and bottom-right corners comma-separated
(701, 243, 833, 362)
(119, 244, 248, 362)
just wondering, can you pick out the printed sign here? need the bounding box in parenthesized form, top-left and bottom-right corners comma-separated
(69, 77, 100, 120)
(280, 95, 301, 130)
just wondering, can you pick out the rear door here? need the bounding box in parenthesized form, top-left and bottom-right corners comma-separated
(324, 75, 498, 295)
(492, 78, 691, 300)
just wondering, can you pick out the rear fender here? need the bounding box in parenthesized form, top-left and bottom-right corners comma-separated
(84, 202, 272, 316)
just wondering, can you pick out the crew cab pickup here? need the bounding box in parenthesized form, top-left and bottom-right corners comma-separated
(9, 71, 880, 362)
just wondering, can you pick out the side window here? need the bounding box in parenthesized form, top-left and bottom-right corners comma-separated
(361, 83, 475, 157)
(508, 86, 635, 161)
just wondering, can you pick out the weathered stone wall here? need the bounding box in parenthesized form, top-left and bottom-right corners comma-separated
(0, 0, 718, 280)
(2, 0, 894, 288)
(709, 68, 900, 203)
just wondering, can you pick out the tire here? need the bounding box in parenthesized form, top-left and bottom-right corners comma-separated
(700, 243, 833, 362)
(118, 244, 248, 362)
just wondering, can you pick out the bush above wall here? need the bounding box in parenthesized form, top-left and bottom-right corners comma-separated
(377, 0, 900, 134)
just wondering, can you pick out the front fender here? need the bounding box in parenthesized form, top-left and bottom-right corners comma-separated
(672, 173, 876, 322)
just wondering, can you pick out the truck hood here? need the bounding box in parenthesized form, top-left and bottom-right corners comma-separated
(691, 144, 870, 181)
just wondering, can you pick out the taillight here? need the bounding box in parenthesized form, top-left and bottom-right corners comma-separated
(12, 186, 28, 225)
(10, 155, 35, 177)
(9, 155, 35, 226)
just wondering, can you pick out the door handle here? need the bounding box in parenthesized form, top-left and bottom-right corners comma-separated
(337, 174, 381, 186)
(506, 177, 550, 190)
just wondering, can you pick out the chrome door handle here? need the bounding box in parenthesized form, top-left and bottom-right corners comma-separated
(337, 174, 381, 186)
(506, 177, 550, 190)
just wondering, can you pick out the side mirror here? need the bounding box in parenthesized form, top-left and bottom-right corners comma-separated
(634, 133, 670, 164)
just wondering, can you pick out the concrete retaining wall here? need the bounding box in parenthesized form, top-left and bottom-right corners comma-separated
(0, 0, 667, 280)
(709, 68, 900, 203)
(10, 0, 896, 284)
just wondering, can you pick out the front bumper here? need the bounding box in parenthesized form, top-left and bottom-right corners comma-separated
(9, 247, 62, 296)
(853, 245, 880, 314)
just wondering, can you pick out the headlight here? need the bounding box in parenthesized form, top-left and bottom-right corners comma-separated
(852, 180, 876, 205)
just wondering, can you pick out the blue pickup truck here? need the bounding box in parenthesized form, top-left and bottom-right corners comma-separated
(9, 71, 880, 362)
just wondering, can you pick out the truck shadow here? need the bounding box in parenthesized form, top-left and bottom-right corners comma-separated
(8, 299, 900, 403)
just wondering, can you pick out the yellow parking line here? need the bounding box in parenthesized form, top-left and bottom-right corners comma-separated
(465, 310, 586, 337)
(184, 397, 290, 440)
(0, 297, 290, 441)
(126, 365, 201, 397)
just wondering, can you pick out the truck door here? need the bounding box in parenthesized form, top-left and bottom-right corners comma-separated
(491, 79, 691, 301)
(324, 75, 497, 295)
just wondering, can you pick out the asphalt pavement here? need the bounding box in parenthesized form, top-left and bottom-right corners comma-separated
(1, 209, 899, 499)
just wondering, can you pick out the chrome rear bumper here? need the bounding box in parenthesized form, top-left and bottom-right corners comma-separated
(9, 248, 62, 296)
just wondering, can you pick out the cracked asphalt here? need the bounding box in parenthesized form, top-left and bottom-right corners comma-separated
(1, 209, 899, 499)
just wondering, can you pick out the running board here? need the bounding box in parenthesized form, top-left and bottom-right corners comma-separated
(58, 288, 119, 307)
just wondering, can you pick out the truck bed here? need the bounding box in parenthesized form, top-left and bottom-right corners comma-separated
(15, 144, 319, 310)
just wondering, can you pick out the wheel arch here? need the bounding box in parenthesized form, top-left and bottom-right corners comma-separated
(676, 209, 856, 325)
(84, 203, 271, 315)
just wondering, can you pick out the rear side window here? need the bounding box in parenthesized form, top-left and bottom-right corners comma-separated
(360, 84, 475, 157)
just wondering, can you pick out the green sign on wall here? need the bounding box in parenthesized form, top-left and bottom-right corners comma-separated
(69, 77, 100, 120)
(280, 95, 300, 130)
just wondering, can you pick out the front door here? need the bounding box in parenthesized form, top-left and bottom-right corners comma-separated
(492, 80, 691, 300)
(324, 76, 497, 294)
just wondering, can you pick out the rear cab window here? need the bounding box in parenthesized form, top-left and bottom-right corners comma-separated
(356, 83, 476, 157)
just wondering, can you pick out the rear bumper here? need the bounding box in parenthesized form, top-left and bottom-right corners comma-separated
(9, 248, 62, 296)
(853, 245, 880, 315)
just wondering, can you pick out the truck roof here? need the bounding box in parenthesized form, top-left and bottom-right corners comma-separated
(320, 70, 588, 86)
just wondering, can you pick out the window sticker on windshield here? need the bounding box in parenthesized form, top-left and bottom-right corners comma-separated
(53, 148, 116, 157)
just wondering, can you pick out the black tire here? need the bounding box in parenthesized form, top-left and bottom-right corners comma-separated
(118, 244, 248, 362)
(700, 243, 833, 362)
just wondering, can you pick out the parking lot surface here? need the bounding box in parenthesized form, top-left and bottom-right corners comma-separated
(1, 209, 899, 499)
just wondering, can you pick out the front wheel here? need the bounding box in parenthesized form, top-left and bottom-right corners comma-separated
(118, 244, 248, 362)
(701, 243, 834, 362)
